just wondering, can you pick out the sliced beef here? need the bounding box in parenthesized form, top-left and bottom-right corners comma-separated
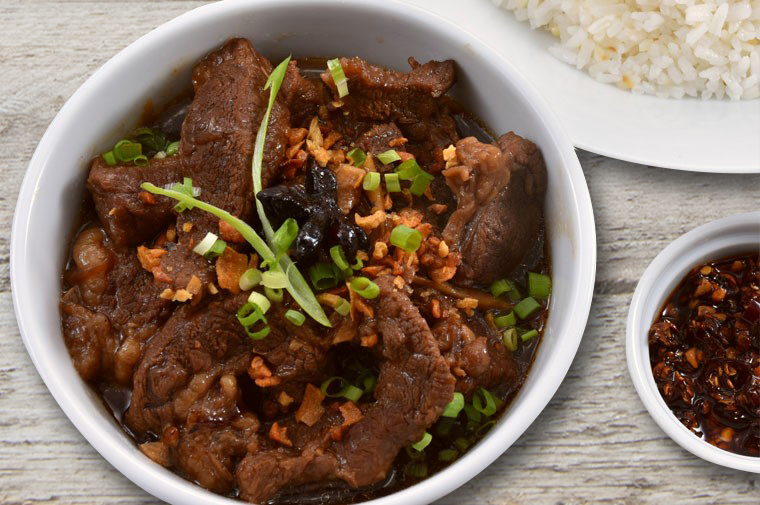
(124, 294, 252, 438)
(431, 312, 518, 396)
(181, 37, 289, 217)
(442, 133, 547, 285)
(281, 60, 324, 127)
(355, 122, 404, 156)
(87, 155, 181, 247)
(322, 57, 458, 152)
(61, 226, 173, 383)
(235, 276, 455, 503)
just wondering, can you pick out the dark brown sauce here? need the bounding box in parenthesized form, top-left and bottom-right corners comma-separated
(649, 252, 759, 457)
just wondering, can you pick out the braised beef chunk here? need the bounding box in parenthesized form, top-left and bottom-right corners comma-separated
(181, 37, 289, 216)
(87, 155, 181, 246)
(236, 277, 455, 502)
(61, 38, 550, 505)
(322, 57, 458, 150)
(443, 133, 547, 285)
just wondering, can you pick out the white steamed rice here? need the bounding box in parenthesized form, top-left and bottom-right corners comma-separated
(491, 0, 760, 99)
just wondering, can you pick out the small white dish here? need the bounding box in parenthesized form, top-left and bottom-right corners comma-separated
(404, 0, 760, 173)
(11, 0, 596, 504)
(627, 212, 760, 473)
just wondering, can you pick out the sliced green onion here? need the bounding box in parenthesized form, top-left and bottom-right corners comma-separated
(473, 388, 498, 416)
(192, 232, 227, 259)
(349, 277, 380, 299)
(507, 280, 523, 302)
(490, 279, 512, 298)
(327, 58, 349, 98)
(102, 151, 117, 166)
(395, 159, 423, 180)
(285, 309, 305, 326)
(133, 154, 149, 166)
(236, 301, 270, 340)
(409, 172, 434, 196)
(166, 141, 180, 156)
(333, 263, 353, 281)
(502, 328, 518, 351)
(113, 140, 143, 162)
(494, 311, 517, 328)
(341, 385, 363, 403)
(262, 270, 289, 289)
(309, 263, 338, 290)
(271, 218, 299, 259)
(330, 245, 350, 271)
(239, 268, 263, 291)
(521, 329, 539, 342)
(475, 419, 497, 437)
(247, 291, 271, 314)
(131, 127, 169, 153)
(528, 272, 552, 299)
(441, 392, 465, 418)
(384, 173, 401, 192)
(347, 147, 366, 167)
(141, 179, 330, 327)
(463, 404, 482, 424)
(359, 373, 376, 393)
(376, 149, 401, 165)
(453, 437, 470, 452)
(351, 257, 364, 270)
(434, 417, 455, 437)
(411, 432, 432, 452)
(362, 172, 380, 191)
(404, 462, 428, 478)
(167, 177, 197, 213)
(514, 296, 542, 319)
(265, 286, 284, 302)
(390, 225, 422, 252)
(438, 449, 458, 462)
(320, 377, 350, 398)
(334, 297, 351, 316)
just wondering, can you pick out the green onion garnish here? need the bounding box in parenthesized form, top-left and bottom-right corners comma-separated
(236, 301, 270, 340)
(113, 139, 143, 163)
(362, 172, 380, 191)
(321, 376, 363, 401)
(473, 388, 497, 416)
(285, 309, 305, 326)
(463, 404, 482, 424)
(409, 172, 434, 196)
(390, 225, 422, 252)
(502, 328, 518, 351)
(334, 297, 351, 316)
(247, 291, 271, 314)
(102, 151, 117, 166)
(528, 272, 552, 299)
(326, 58, 349, 98)
(351, 257, 364, 270)
(441, 392, 465, 418)
(411, 432, 432, 452)
(192, 232, 227, 259)
(494, 311, 517, 328)
(514, 296, 542, 319)
(349, 277, 380, 299)
(438, 449, 458, 462)
(239, 268, 263, 291)
(309, 263, 338, 290)
(262, 270, 289, 289)
(404, 462, 428, 478)
(395, 159, 423, 180)
(265, 286, 284, 302)
(435, 417, 455, 437)
(347, 147, 366, 167)
(166, 141, 180, 157)
(490, 279, 512, 297)
(507, 280, 523, 302)
(271, 218, 299, 260)
(341, 385, 363, 403)
(329, 245, 350, 271)
(376, 149, 401, 165)
(359, 373, 376, 393)
(140, 181, 330, 327)
(167, 177, 197, 213)
(133, 154, 149, 167)
(384, 173, 401, 192)
(453, 437, 470, 452)
(520, 329, 539, 342)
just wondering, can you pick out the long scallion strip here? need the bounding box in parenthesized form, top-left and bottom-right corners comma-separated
(326, 58, 349, 98)
(441, 392, 465, 418)
(140, 182, 330, 327)
(411, 432, 432, 452)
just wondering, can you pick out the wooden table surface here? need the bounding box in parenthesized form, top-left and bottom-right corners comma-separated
(1, 1, 758, 504)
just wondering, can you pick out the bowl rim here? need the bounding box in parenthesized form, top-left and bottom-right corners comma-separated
(626, 211, 760, 474)
(11, 0, 597, 503)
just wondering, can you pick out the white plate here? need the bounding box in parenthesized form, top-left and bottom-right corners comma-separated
(406, 0, 760, 173)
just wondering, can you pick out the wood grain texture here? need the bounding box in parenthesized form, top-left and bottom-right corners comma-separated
(0, 1, 758, 504)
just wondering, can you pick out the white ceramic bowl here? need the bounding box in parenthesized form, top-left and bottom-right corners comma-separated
(627, 212, 760, 474)
(11, 0, 597, 503)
